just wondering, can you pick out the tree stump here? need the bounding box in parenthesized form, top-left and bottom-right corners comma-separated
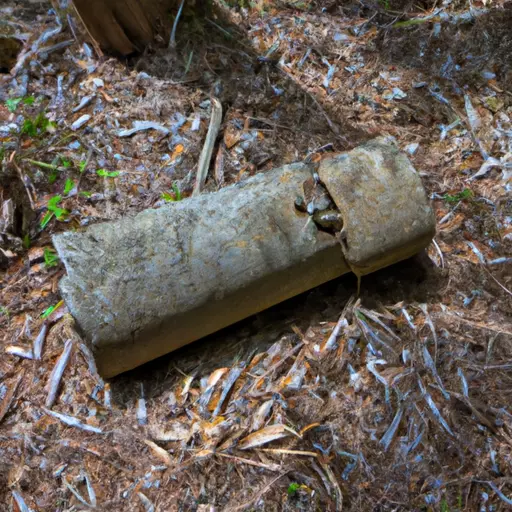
(72, 0, 206, 55)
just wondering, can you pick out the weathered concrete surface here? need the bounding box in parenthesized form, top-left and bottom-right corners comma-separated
(318, 137, 436, 276)
(53, 163, 349, 377)
(53, 137, 435, 377)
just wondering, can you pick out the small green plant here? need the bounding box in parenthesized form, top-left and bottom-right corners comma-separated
(49, 168, 59, 184)
(41, 300, 63, 319)
(63, 178, 75, 195)
(79, 191, 92, 198)
(60, 157, 72, 168)
(43, 247, 59, 268)
(40, 195, 69, 229)
(21, 112, 55, 137)
(6, 98, 22, 113)
(0, 306, 10, 318)
(5, 96, 34, 112)
(162, 183, 182, 202)
(79, 160, 87, 173)
(22, 234, 30, 249)
(26, 156, 78, 185)
(97, 169, 120, 178)
(443, 188, 473, 204)
(287, 483, 300, 497)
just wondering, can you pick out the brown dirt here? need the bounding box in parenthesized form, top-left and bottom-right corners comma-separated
(1, 0, 512, 510)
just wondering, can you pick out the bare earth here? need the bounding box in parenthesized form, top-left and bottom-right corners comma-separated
(1, 0, 511, 510)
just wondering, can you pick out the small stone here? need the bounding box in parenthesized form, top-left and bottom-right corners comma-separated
(92, 78, 104, 88)
(191, 114, 201, 131)
(333, 32, 350, 42)
(71, 114, 91, 131)
(405, 143, 419, 155)
(382, 90, 394, 101)
(481, 71, 496, 80)
(72, 95, 93, 113)
(0, 123, 19, 134)
(392, 87, 407, 100)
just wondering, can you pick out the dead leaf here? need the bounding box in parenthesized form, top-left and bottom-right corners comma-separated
(238, 424, 299, 450)
(144, 439, 173, 466)
(150, 421, 191, 442)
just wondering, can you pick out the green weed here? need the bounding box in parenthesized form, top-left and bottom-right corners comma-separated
(43, 247, 59, 267)
(5, 96, 34, 113)
(287, 483, 300, 496)
(21, 112, 56, 137)
(162, 183, 182, 202)
(97, 169, 120, 178)
(443, 188, 473, 204)
(40, 195, 69, 229)
(162, 183, 182, 203)
(41, 300, 63, 319)
(63, 178, 75, 195)
(6, 98, 22, 113)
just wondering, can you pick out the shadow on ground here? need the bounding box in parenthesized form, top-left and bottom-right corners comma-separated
(107, 4, 453, 402)
(376, 5, 512, 89)
(111, 250, 444, 404)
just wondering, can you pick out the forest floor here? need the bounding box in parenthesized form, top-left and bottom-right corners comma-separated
(1, 0, 512, 510)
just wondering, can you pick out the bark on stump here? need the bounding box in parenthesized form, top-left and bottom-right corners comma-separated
(72, 0, 205, 55)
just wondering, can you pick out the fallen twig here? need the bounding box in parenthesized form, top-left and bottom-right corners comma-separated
(431, 238, 444, 268)
(33, 322, 49, 360)
(12, 490, 31, 512)
(169, 0, 186, 48)
(193, 98, 223, 196)
(6, 344, 34, 359)
(228, 471, 289, 511)
(323, 297, 354, 351)
(12, 15, 63, 76)
(0, 371, 24, 424)
(138, 492, 155, 512)
(46, 339, 74, 407)
(43, 407, 103, 434)
(216, 452, 281, 472)
(392, 7, 490, 29)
